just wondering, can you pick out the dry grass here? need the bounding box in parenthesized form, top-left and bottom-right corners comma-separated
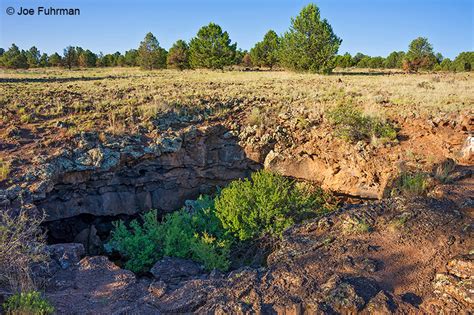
(0, 159, 10, 181)
(0, 208, 48, 292)
(0, 68, 472, 137)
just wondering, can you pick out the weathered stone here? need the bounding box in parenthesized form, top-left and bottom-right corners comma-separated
(34, 126, 259, 221)
(321, 275, 366, 313)
(458, 135, 473, 164)
(150, 257, 204, 284)
(148, 280, 167, 298)
(73, 225, 102, 255)
(47, 243, 85, 270)
(447, 254, 474, 279)
(433, 273, 473, 307)
(364, 291, 395, 314)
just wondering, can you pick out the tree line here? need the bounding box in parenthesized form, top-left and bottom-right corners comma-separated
(1, 3, 472, 73)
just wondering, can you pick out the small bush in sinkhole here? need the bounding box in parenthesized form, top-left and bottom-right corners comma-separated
(106, 195, 232, 273)
(107, 170, 334, 273)
(215, 170, 333, 241)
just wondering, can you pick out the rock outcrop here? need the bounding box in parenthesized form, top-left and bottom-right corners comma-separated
(25, 125, 259, 222)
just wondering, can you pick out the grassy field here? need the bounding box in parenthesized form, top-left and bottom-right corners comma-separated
(1, 68, 472, 139)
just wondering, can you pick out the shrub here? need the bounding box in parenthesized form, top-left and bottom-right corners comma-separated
(109, 175, 333, 272)
(107, 195, 233, 273)
(160, 200, 232, 271)
(434, 158, 456, 184)
(0, 209, 47, 292)
(215, 170, 330, 241)
(2, 291, 54, 315)
(393, 172, 430, 196)
(106, 210, 162, 273)
(327, 104, 397, 143)
(0, 159, 10, 181)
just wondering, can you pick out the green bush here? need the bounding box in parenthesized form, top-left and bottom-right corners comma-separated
(215, 170, 330, 241)
(108, 173, 334, 273)
(107, 195, 233, 273)
(2, 291, 54, 315)
(160, 199, 232, 271)
(106, 210, 162, 273)
(327, 104, 397, 143)
(0, 159, 10, 181)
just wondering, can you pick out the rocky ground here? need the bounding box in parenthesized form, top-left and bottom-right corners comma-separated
(0, 69, 473, 314)
(42, 191, 473, 314)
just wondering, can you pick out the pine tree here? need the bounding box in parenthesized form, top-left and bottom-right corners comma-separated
(167, 40, 190, 70)
(26, 46, 40, 67)
(63, 46, 78, 69)
(0, 44, 28, 69)
(279, 4, 341, 73)
(189, 23, 237, 69)
(49, 53, 62, 67)
(137, 32, 167, 70)
(250, 30, 280, 69)
(403, 37, 436, 72)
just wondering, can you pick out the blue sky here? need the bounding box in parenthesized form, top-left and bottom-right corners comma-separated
(1, 0, 472, 59)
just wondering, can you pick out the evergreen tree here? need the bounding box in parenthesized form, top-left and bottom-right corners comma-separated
(26, 46, 40, 67)
(137, 32, 167, 70)
(384, 51, 405, 68)
(334, 52, 352, 68)
(403, 37, 436, 72)
(439, 58, 453, 71)
(39, 53, 49, 67)
(63, 46, 78, 69)
(124, 49, 138, 66)
(452, 52, 474, 72)
(49, 53, 62, 67)
(0, 44, 28, 69)
(189, 23, 237, 69)
(250, 30, 280, 68)
(167, 40, 190, 70)
(279, 4, 341, 73)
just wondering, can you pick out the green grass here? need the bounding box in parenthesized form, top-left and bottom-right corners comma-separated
(2, 291, 54, 315)
(393, 172, 430, 196)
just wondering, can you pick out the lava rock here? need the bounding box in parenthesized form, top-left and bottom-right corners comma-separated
(150, 257, 205, 284)
(47, 243, 85, 270)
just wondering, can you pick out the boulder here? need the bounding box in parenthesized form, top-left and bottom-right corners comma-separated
(73, 225, 102, 255)
(458, 135, 473, 164)
(47, 243, 85, 270)
(150, 257, 205, 284)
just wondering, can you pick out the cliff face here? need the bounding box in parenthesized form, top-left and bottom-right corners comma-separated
(0, 125, 258, 222)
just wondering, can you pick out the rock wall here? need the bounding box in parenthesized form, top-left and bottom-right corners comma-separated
(33, 125, 260, 222)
